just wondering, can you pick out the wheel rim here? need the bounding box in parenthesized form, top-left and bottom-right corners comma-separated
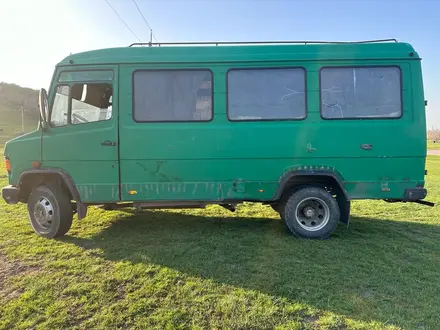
(33, 197, 54, 230)
(294, 197, 330, 231)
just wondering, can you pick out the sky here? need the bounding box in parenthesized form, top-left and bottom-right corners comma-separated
(0, 0, 439, 128)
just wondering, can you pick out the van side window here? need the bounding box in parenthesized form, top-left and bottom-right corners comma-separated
(70, 83, 113, 124)
(133, 70, 213, 122)
(227, 68, 306, 121)
(320, 66, 402, 119)
(50, 85, 69, 127)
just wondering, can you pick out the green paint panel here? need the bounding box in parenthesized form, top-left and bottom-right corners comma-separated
(3, 131, 42, 184)
(58, 43, 420, 66)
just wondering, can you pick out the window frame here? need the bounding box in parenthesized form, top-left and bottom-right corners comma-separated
(48, 84, 70, 128)
(319, 65, 403, 120)
(226, 66, 308, 122)
(132, 68, 214, 123)
(49, 69, 115, 127)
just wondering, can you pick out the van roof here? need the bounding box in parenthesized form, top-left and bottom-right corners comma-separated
(58, 41, 418, 66)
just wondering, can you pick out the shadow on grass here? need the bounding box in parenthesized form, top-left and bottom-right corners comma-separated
(63, 209, 440, 327)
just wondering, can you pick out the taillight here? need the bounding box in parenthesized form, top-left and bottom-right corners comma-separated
(5, 158, 11, 173)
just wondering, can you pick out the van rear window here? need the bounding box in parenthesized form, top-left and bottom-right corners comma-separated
(227, 68, 306, 121)
(133, 70, 213, 122)
(320, 66, 402, 119)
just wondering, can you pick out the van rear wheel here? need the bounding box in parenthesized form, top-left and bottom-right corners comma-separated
(27, 184, 73, 238)
(282, 186, 340, 239)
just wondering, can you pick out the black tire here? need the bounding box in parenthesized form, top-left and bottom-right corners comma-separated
(27, 184, 73, 238)
(282, 186, 340, 239)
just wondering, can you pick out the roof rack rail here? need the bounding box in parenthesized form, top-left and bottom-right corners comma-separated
(128, 39, 398, 47)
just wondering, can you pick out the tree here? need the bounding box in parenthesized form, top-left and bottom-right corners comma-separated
(428, 129, 440, 142)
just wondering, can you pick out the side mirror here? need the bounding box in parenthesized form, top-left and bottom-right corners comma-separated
(38, 88, 49, 130)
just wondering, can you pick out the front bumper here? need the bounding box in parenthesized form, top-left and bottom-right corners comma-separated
(2, 185, 19, 204)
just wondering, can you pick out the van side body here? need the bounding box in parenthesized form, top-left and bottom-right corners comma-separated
(2, 42, 428, 238)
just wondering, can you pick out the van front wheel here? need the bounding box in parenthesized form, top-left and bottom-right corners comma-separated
(282, 186, 340, 239)
(27, 184, 73, 238)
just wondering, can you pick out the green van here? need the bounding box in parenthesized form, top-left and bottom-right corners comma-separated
(2, 40, 432, 239)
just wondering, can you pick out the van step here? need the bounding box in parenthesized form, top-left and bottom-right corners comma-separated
(133, 201, 207, 209)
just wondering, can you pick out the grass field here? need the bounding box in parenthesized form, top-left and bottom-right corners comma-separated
(427, 140, 440, 150)
(0, 147, 440, 329)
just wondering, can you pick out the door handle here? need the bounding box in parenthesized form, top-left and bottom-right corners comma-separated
(101, 140, 116, 147)
(360, 144, 372, 150)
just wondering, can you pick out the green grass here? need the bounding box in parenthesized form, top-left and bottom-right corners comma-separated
(1, 149, 440, 329)
(427, 140, 440, 150)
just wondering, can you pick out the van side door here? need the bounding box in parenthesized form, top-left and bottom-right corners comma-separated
(42, 67, 120, 203)
(118, 65, 218, 201)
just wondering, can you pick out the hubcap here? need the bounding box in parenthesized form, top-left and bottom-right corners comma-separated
(34, 197, 54, 230)
(303, 206, 316, 218)
(295, 197, 330, 231)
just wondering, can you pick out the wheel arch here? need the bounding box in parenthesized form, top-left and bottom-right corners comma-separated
(273, 169, 350, 224)
(18, 168, 87, 219)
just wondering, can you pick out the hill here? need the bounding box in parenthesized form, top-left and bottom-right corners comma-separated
(0, 82, 40, 144)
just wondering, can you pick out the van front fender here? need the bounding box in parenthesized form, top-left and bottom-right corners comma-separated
(18, 168, 87, 219)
